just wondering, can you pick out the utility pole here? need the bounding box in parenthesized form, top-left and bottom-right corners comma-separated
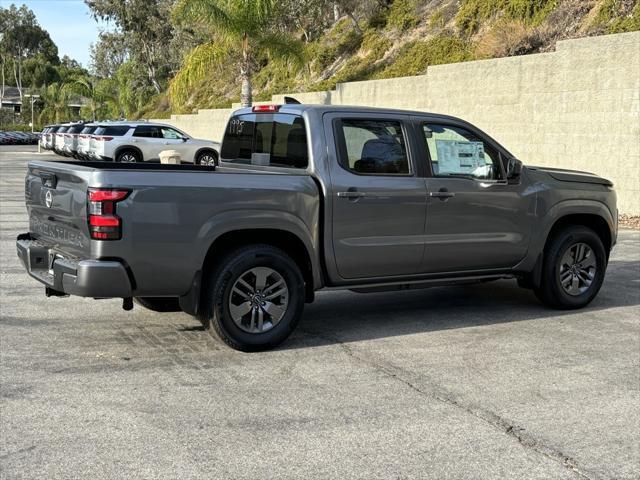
(23, 93, 40, 133)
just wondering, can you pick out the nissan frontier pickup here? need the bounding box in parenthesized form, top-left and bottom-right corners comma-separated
(17, 104, 617, 351)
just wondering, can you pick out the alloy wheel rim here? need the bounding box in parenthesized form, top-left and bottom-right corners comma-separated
(228, 267, 289, 333)
(199, 155, 216, 166)
(120, 154, 137, 163)
(558, 242, 597, 296)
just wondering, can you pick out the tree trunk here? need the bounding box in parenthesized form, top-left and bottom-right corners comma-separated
(142, 42, 162, 94)
(13, 59, 23, 100)
(347, 12, 362, 35)
(1, 56, 5, 107)
(333, 3, 340, 22)
(240, 33, 252, 108)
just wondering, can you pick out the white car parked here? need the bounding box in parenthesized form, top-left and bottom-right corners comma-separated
(77, 124, 98, 159)
(89, 122, 220, 165)
(40, 125, 56, 150)
(63, 123, 86, 157)
(53, 124, 71, 155)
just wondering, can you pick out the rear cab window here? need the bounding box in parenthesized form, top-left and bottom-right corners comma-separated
(221, 113, 309, 169)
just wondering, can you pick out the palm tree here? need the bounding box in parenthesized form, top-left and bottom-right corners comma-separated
(66, 76, 118, 121)
(173, 0, 303, 107)
(38, 83, 70, 124)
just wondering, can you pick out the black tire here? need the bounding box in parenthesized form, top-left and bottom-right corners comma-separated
(534, 225, 607, 309)
(116, 149, 141, 163)
(134, 297, 182, 312)
(199, 245, 305, 352)
(195, 150, 218, 166)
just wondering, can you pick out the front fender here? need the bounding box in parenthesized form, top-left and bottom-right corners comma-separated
(517, 198, 616, 272)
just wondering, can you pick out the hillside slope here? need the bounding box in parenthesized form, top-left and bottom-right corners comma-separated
(145, 0, 639, 116)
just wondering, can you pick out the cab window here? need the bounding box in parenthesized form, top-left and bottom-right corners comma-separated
(221, 113, 308, 169)
(423, 124, 503, 180)
(336, 119, 410, 175)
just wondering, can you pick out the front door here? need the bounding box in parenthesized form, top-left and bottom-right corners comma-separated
(328, 114, 427, 280)
(416, 120, 533, 273)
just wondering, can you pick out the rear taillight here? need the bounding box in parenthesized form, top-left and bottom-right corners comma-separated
(95, 136, 113, 141)
(88, 188, 130, 240)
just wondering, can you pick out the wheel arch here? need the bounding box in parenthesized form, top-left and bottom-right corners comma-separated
(518, 200, 615, 286)
(200, 229, 317, 304)
(114, 145, 143, 162)
(194, 147, 219, 163)
(544, 213, 613, 255)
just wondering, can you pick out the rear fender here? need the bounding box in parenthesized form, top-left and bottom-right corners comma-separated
(195, 209, 322, 290)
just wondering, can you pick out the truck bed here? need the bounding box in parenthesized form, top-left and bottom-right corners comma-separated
(22, 159, 321, 297)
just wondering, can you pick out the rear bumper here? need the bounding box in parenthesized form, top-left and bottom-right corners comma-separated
(16, 233, 132, 298)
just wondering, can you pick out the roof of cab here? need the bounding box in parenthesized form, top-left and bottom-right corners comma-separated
(231, 103, 466, 124)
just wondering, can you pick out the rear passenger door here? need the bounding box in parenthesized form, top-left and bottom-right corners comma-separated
(132, 125, 163, 160)
(326, 114, 427, 280)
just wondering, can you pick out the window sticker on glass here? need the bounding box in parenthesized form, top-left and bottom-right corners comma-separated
(435, 140, 486, 175)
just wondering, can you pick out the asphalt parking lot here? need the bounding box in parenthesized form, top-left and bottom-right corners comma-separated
(1, 145, 638, 479)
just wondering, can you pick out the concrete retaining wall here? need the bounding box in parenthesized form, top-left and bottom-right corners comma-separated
(153, 31, 640, 215)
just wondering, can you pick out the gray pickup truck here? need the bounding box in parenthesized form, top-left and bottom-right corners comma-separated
(17, 104, 617, 351)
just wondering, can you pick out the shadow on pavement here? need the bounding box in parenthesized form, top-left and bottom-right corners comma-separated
(281, 257, 640, 349)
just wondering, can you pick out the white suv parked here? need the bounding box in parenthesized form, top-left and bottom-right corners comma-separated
(89, 122, 220, 165)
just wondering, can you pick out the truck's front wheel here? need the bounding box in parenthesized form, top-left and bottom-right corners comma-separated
(534, 225, 607, 309)
(200, 245, 305, 352)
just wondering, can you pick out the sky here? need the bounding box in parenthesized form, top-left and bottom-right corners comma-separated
(1, 0, 113, 68)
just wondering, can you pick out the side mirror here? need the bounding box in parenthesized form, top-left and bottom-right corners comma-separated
(507, 157, 523, 180)
(181, 136, 189, 142)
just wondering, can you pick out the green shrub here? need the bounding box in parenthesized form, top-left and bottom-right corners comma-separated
(594, 0, 640, 33)
(312, 30, 391, 91)
(456, 0, 556, 35)
(375, 36, 471, 78)
(0, 123, 42, 132)
(367, 9, 389, 29)
(314, 23, 363, 72)
(428, 7, 447, 29)
(387, 0, 421, 31)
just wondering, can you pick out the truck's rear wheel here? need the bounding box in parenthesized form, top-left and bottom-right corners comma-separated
(199, 245, 305, 352)
(134, 297, 182, 312)
(534, 225, 607, 309)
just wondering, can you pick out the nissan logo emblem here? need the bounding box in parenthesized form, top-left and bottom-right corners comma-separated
(45, 190, 53, 208)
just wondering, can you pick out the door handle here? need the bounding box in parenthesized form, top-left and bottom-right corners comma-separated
(429, 189, 456, 200)
(337, 190, 366, 199)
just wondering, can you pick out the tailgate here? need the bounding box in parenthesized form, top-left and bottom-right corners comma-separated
(26, 162, 92, 258)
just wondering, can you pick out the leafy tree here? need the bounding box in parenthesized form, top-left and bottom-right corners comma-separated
(0, 4, 59, 99)
(172, 0, 304, 107)
(90, 31, 129, 78)
(22, 54, 61, 88)
(65, 76, 117, 121)
(275, 0, 335, 43)
(38, 83, 70, 124)
(85, 0, 178, 93)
